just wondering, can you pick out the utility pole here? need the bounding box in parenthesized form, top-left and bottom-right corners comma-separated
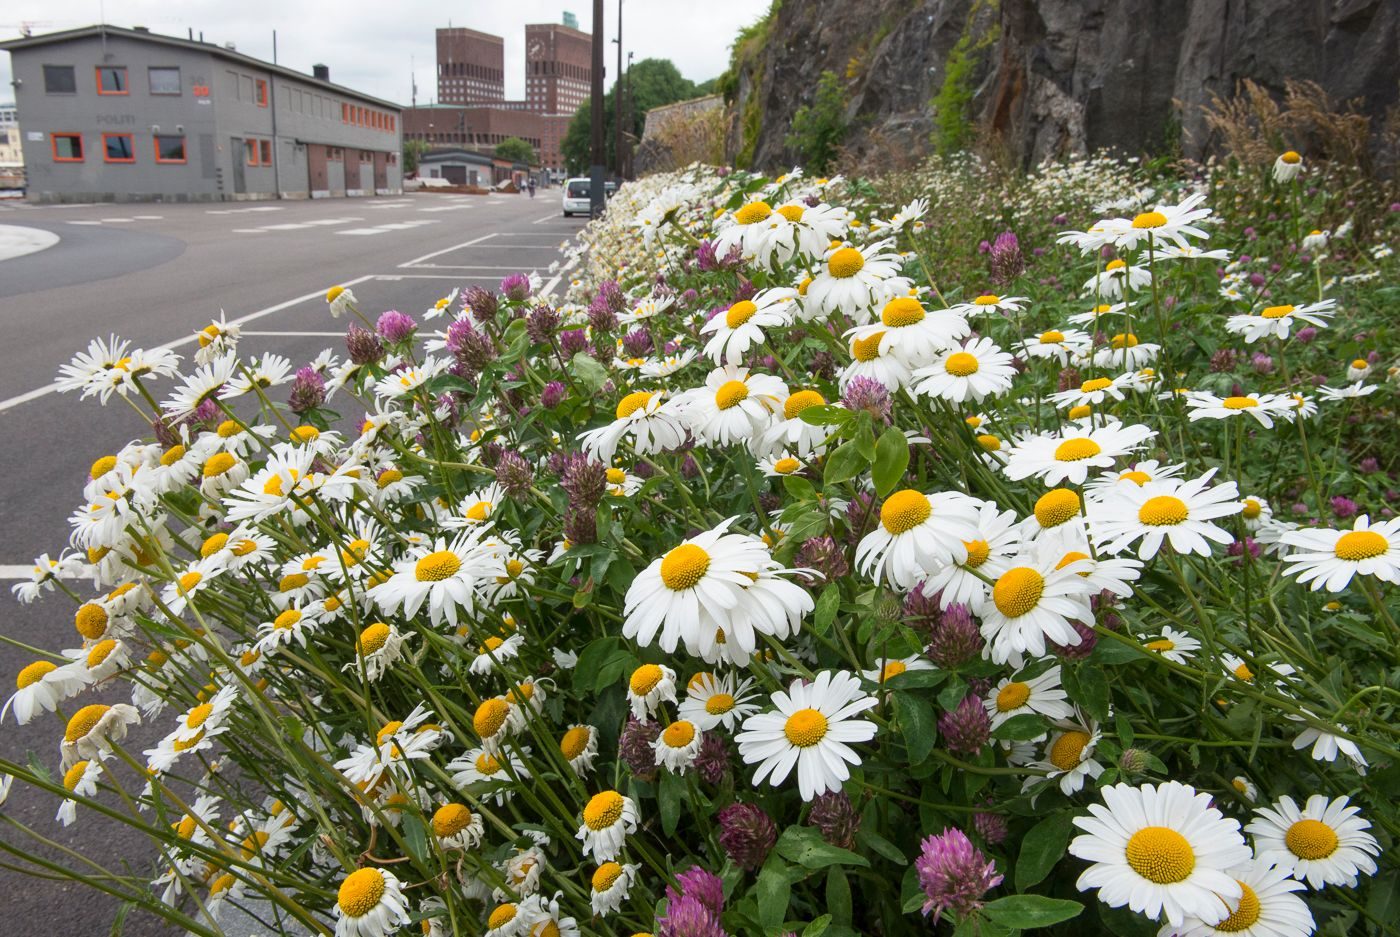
(614, 0, 622, 180)
(270, 30, 282, 199)
(589, 0, 606, 216)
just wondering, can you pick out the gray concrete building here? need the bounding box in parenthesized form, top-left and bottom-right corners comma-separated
(0, 25, 403, 202)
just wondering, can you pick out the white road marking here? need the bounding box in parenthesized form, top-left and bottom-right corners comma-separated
(419, 204, 476, 212)
(0, 564, 46, 579)
(444, 242, 562, 249)
(374, 274, 508, 280)
(236, 218, 364, 233)
(207, 206, 284, 215)
(532, 211, 566, 224)
(67, 220, 102, 226)
(241, 330, 346, 337)
(398, 233, 498, 267)
(0, 274, 376, 414)
(337, 220, 439, 236)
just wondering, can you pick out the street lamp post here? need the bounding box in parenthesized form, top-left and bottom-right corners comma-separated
(614, 0, 623, 181)
(588, 0, 606, 217)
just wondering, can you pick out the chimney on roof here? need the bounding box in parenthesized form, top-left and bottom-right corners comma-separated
(312, 64, 329, 81)
(133, 25, 150, 33)
(224, 41, 237, 50)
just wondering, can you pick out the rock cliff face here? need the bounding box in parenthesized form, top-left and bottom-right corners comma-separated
(726, 0, 1399, 169)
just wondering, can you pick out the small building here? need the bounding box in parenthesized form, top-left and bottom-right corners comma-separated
(0, 102, 22, 191)
(0, 25, 404, 202)
(418, 148, 494, 187)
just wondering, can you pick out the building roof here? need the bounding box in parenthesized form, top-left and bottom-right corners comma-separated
(419, 148, 495, 166)
(0, 25, 401, 110)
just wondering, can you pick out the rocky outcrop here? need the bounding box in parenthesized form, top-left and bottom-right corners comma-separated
(724, 0, 1400, 170)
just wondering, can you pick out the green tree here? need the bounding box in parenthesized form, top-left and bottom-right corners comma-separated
(495, 136, 536, 165)
(786, 69, 847, 174)
(402, 138, 430, 175)
(561, 58, 697, 175)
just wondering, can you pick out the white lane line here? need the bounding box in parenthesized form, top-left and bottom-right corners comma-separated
(241, 330, 346, 337)
(374, 274, 507, 280)
(540, 275, 561, 297)
(67, 220, 102, 226)
(0, 564, 48, 579)
(0, 274, 376, 414)
(207, 206, 284, 215)
(398, 233, 497, 267)
(531, 211, 563, 224)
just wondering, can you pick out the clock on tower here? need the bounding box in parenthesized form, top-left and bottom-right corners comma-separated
(527, 38, 545, 60)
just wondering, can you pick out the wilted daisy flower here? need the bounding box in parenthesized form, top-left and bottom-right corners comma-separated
(735, 670, 878, 801)
(1273, 150, 1303, 182)
(589, 861, 638, 916)
(1279, 515, 1400, 592)
(1143, 626, 1201, 664)
(855, 488, 980, 589)
(193, 314, 241, 365)
(1069, 780, 1252, 927)
(56, 755, 105, 826)
(334, 867, 410, 937)
(845, 296, 970, 368)
(1083, 260, 1152, 299)
(626, 663, 678, 720)
(912, 338, 1016, 404)
(559, 724, 600, 775)
(576, 790, 639, 862)
(802, 239, 911, 322)
(984, 666, 1073, 729)
(61, 703, 140, 769)
(469, 633, 524, 675)
(1003, 421, 1156, 486)
(700, 289, 796, 365)
(683, 365, 787, 447)
(1247, 794, 1380, 889)
(578, 390, 689, 464)
(653, 719, 704, 773)
(345, 621, 410, 681)
(1289, 712, 1367, 772)
(977, 544, 1095, 665)
(325, 285, 357, 318)
(1185, 391, 1291, 429)
(373, 528, 502, 627)
(1090, 469, 1240, 559)
(431, 803, 484, 850)
(4, 659, 87, 725)
(678, 671, 760, 731)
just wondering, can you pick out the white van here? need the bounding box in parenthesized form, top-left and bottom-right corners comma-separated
(562, 178, 591, 217)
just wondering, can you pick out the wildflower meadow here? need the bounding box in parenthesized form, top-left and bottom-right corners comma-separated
(2, 151, 1398, 937)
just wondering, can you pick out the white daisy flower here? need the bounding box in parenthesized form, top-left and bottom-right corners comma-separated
(446, 747, 530, 805)
(345, 621, 411, 681)
(431, 803, 485, 850)
(1142, 626, 1201, 664)
(325, 285, 358, 319)
(3, 659, 87, 725)
(1316, 381, 1377, 401)
(840, 328, 914, 391)
(917, 501, 1022, 610)
(61, 703, 141, 769)
(1092, 332, 1160, 370)
(984, 666, 1074, 729)
(1279, 515, 1400, 592)
(736, 670, 878, 801)
(1069, 780, 1252, 927)
(757, 452, 807, 478)
(576, 790, 639, 862)
(626, 663, 677, 720)
(334, 867, 410, 937)
(1089, 469, 1241, 559)
(802, 239, 912, 323)
(1238, 496, 1273, 531)
(1246, 794, 1380, 889)
(845, 296, 970, 368)
(1273, 150, 1303, 182)
(859, 654, 937, 687)
(855, 488, 981, 589)
(373, 528, 503, 627)
(1224, 299, 1336, 342)
(678, 671, 760, 731)
(162, 353, 238, 418)
(759, 390, 836, 458)
(977, 544, 1096, 665)
(911, 337, 1017, 404)
(1023, 714, 1105, 795)
(57, 755, 106, 826)
(1083, 260, 1152, 299)
(559, 724, 600, 775)
(652, 719, 704, 773)
(1185, 391, 1292, 429)
(682, 365, 787, 447)
(956, 293, 1029, 318)
(469, 633, 525, 675)
(578, 390, 689, 464)
(589, 861, 638, 917)
(1003, 421, 1156, 486)
(1289, 714, 1367, 772)
(193, 314, 241, 365)
(1017, 327, 1092, 364)
(1050, 372, 1141, 410)
(700, 289, 797, 365)
(1159, 858, 1314, 937)
(1067, 301, 1131, 326)
(1102, 193, 1213, 252)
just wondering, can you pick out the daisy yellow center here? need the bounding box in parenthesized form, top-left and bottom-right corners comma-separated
(881, 489, 931, 534)
(784, 389, 825, 419)
(977, 434, 1001, 452)
(629, 664, 665, 695)
(777, 204, 805, 223)
(1048, 730, 1090, 771)
(1054, 437, 1102, 461)
(615, 391, 653, 420)
(1222, 396, 1258, 409)
(279, 573, 308, 592)
(210, 872, 236, 896)
(203, 453, 236, 478)
(415, 550, 461, 582)
(852, 332, 885, 362)
(75, 603, 109, 640)
(173, 731, 205, 751)
(1260, 304, 1294, 319)
(464, 500, 492, 522)
(660, 544, 711, 590)
(63, 761, 89, 789)
(241, 830, 270, 857)
(475, 752, 503, 774)
(735, 201, 772, 225)
(1105, 259, 1126, 271)
(432, 803, 475, 838)
(1081, 377, 1112, 393)
(973, 294, 999, 305)
(1241, 499, 1262, 519)
(1068, 404, 1093, 420)
(715, 379, 750, 410)
(583, 791, 625, 830)
(1120, 470, 1152, 485)
(201, 533, 229, 557)
(376, 468, 403, 488)
(474, 698, 509, 738)
(827, 247, 865, 278)
(185, 702, 213, 729)
(1213, 882, 1262, 932)
(1284, 818, 1338, 860)
(1124, 826, 1195, 883)
(263, 475, 286, 497)
(592, 862, 624, 891)
(159, 445, 186, 467)
(705, 693, 736, 714)
(1056, 551, 1091, 574)
(881, 297, 925, 327)
(1145, 638, 1175, 652)
(1110, 333, 1138, 349)
(1132, 211, 1168, 229)
(963, 539, 990, 568)
(993, 567, 1045, 618)
(90, 455, 117, 478)
(606, 468, 627, 485)
(1281, 150, 1301, 163)
(663, 721, 696, 747)
(725, 300, 758, 328)
(1035, 488, 1081, 527)
(17, 660, 57, 689)
(358, 622, 390, 654)
(1351, 358, 1367, 370)
(1138, 495, 1189, 526)
(996, 681, 1031, 712)
(289, 425, 319, 443)
(1334, 530, 1387, 561)
(178, 571, 203, 594)
(337, 868, 385, 918)
(945, 352, 980, 376)
(561, 726, 593, 759)
(772, 457, 801, 474)
(65, 704, 110, 742)
(326, 285, 345, 303)
(1039, 330, 1065, 344)
(880, 660, 908, 681)
(783, 708, 829, 747)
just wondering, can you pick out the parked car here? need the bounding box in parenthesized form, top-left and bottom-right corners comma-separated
(562, 178, 591, 217)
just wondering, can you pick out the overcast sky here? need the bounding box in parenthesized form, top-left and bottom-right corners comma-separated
(1, 0, 770, 105)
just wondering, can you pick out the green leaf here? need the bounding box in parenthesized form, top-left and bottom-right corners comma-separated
(1066, 665, 1110, 722)
(854, 416, 877, 461)
(499, 317, 529, 362)
(855, 827, 908, 866)
(883, 669, 947, 691)
(895, 691, 936, 765)
(570, 351, 608, 392)
(1015, 812, 1073, 890)
(803, 914, 833, 937)
(659, 770, 683, 836)
(872, 427, 910, 497)
(799, 404, 849, 426)
(982, 895, 1083, 929)
(813, 584, 840, 636)
(823, 440, 866, 487)
(401, 813, 429, 864)
(991, 713, 1046, 741)
(825, 866, 852, 925)
(756, 855, 794, 929)
(936, 677, 968, 713)
(783, 474, 817, 503)
(571, 637, 620, 692)
(776, 826, 871, 869)
(593, 649, 638, 692)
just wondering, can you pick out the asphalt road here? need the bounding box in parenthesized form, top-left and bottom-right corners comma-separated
(0, 191, 584, 935)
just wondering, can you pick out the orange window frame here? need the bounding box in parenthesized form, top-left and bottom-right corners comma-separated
(259, 139, 272, 165)
(101, 132, 135, 163)
(245, 139, 259, 166)
(95, 65, 128, 95)
(51, 132, 83, 162)
(256, 79, 268, 107)
(153, 135, 187, 164)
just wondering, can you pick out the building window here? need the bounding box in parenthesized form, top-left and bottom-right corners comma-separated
(148, 66, 181, 95)
(51, 133, 83, 161)
(102, 133, 135, 163)
(341, 102, 348, 123)
(154, 134, 187, 163)
(245, 139, 259, 166)
(43, 65, 76, 94)
(96, 66, 128, 95)
(260, 139, 272, 165)
(256, 79, 268, 107)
